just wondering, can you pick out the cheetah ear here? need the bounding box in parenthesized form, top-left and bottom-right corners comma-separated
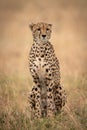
(29, 23, 35, 31)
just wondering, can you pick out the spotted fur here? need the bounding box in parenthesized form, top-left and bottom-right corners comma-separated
(28, 22, 67, 119)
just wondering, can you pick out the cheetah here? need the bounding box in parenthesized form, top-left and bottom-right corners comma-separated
(28, 22, 66, 119)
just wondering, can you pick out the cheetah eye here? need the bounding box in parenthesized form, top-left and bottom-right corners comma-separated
(46, 28, 49, 31)
(37, 28, 40, 31)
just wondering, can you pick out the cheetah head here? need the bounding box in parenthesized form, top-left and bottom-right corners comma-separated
(29, 22, 52, 43)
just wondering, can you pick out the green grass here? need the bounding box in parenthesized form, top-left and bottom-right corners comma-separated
(0, 74, 87, 130)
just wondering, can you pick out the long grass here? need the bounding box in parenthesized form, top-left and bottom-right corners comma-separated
(0, 74, 87, 130)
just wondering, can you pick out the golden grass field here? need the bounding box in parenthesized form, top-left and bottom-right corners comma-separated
(0, 0, 87, 130)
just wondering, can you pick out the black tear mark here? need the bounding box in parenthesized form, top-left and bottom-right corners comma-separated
(46, 68, 49, 72)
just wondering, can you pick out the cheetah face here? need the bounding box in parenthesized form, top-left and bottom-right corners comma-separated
(29, 22, 52, 42)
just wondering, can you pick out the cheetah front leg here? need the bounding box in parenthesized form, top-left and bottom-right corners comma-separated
(29, 66, 42, 119)
(29, 85, 42, 119)
(34, 85, 42, 119)
(47, 81, 55, 117)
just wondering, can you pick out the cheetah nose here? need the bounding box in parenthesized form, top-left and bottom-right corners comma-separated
(42, 35, 46, 38)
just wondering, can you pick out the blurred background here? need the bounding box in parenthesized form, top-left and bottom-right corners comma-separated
(0, 0, 87, 77)
(0, 0, 87, 129)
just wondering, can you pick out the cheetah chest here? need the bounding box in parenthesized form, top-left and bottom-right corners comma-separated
(34, 57, 47, 79)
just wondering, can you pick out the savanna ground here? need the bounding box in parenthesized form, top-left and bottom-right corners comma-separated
(0, 0, 87, 130)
